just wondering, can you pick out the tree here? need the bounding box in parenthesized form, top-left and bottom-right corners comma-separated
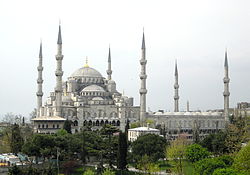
(137, 155, 160, 174)
(10, 124, 23, 154)
(233, 141, 250, 174)
(194, 158, 226, 175)
(212, 168, 243, 175)
(185, 144, 210, 163)
(83, 169, 95, 175)
(63, 120, 72, 134)
(201, 131, 227, 155)
(117, 131, 127, 170)
(166, 136, 187, 175)
(132, 133, 167, 162)
(102, 168, 115, 175)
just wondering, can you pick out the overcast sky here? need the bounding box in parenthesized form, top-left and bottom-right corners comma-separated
(0, 0, 250, 117)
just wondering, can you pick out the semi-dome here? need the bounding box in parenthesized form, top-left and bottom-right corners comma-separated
(71, 66, 103, 78)
(82, 85, 105, 92)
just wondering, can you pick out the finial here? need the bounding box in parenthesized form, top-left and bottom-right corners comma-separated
(84, 56, 89, 67)
(57, 23, 62, 44)
(39, 40, 42, 58)
(141, 28, 146, 49)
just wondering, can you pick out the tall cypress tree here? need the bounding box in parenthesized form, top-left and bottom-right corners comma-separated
(63, 120, 72, 134)
(117, 131, 128, 170)
(10, 124, 23, 154)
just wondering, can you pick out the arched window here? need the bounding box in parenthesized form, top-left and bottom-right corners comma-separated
(117, 120, 120, 126)
(96, 120, 100, 126)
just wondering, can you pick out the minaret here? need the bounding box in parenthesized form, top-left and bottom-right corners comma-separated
(55, 24, 64, 117)
(174, 60, 179, 112)
(106, 46, 112, 80)
(223, 50, 230, 122)
(139, 31, 147, 124)
(36, 42, 43, 117)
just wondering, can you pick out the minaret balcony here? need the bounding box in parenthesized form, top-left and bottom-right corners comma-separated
(37, 78, 43, 84)
(106, 70, 112, 74)
(56, 55, 64, 60)
(139, 74, 147, 79)
(174, 84, 179, 89)
(223, 78, 230, 83)
(37, 66, 43, 71)
(174, 96, 179, 100)
(140, 59, 147, 65)
(223, 92, 230, 96)
(55, 70, 64, 76)
(139, 89, 147, 94)
(36, 92, 44, 96)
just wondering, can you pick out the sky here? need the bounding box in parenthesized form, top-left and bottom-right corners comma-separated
(0, 0, 250, 118)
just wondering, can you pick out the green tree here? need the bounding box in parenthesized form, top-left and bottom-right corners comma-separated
(212, 168, 243, 175)
(185, 144, 210, 163)
(166, 136, 187, 175)
(63, 120, 72, 134)
(83, 169, 95, 175)
(102, 168, 115, 175)
(194, 158, 226, 175)
(200, 131, 227, 155)
(132, 133, 167, 162)
(117, 131, 127, 170)
(233, 141, 250, 174)
(10, 123, 23, 154)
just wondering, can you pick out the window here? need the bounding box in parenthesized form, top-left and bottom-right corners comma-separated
(53, 124, 55, 128)
(57, 124, 59, 128)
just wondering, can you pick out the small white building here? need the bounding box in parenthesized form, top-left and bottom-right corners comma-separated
(128, 126, 160, 142)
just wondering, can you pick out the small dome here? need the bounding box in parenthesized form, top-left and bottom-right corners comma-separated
(108, 80, 116, 84)
(82, 85, 105, 92)
(71, 66, 103, 78)
(62, 96, 73, 102)
(92, 97, 104, 101)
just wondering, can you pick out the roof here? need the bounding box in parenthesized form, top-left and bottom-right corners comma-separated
(71, 66, 103, 78)
(82, 85, 105, 92)
(152, 111, 222, 116)
(31, 116, 66, 121)
(128, 127, 160, 132)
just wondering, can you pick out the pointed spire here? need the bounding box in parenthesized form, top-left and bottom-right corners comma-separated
(39, 41, 42, 58)
(141, 29, 146, 49)
(224, 49, 228, 67)
(57, 24, 62, 44)
(108, 45, 111, 62)
(175, 59, 178, 76)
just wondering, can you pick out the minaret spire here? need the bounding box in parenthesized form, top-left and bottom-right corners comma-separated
(223, 49, 230, 122)
(174, 60, 179, 112)
(106, 45, 112, 80)
(55, 24, 64, 117)
(139, 30, 147, 125)
(36, 41, 43, 117)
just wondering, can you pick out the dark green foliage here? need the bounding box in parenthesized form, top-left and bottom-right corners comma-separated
(8, 165, 22, 175)
(10, 124, 24, 154)
(117, 132, 128, 170)
(212, 168, 244, 175)
(131, 133, 168, 162)
(217, 155, 234, 167)
(185, 144, 210, 163)
(200, 131, 228, 155)
(63, 120, 72, 134)
(194, 158, 226, 175)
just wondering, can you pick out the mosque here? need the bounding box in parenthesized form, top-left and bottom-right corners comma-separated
(32, 25, 229, 140)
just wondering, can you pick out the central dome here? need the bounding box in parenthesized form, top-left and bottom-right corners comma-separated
(71, 66, 103, 78)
